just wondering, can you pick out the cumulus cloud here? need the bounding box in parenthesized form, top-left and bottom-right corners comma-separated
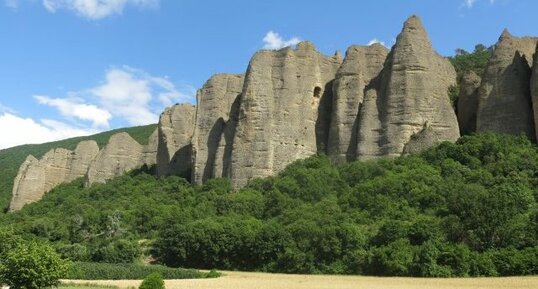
(367, 38, 388, 48)
(34, 95, 112, 128)
(91, 66, 194, 126)
(0, 113, 96, 149)
(42, 0, 159, 19)
(263, 31, 301, 50)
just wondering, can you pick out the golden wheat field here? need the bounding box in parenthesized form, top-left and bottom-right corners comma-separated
(65, 271, 538, 289)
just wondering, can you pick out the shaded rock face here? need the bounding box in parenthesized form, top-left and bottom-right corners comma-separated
(9, 141, 99, 211)
(156, 104, 196, 178)
(457, 71, 482, 135)
(356, 16, 460, 160)
(476, 30, 537, 140)
(327, 44, 389, 163)
(229, 42, 342, 188)
(191, 74, 244, 184)
(531, 43, 538, 140)
(86, 132, 157, 185)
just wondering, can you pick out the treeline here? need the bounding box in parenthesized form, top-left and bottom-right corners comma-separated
(1, 133, 537, 277)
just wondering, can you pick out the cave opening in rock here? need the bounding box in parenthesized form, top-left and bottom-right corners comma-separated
(314, 86, 322, 98)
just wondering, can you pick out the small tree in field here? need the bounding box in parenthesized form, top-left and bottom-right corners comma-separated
(0, 241, 70, 289)
(139, 272, 165, 289)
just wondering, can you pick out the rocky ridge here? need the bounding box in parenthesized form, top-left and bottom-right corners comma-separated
(10, 15, 538, 210)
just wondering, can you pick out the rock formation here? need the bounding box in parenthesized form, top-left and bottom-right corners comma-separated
(9, 140, 99, 211)
(457, 71, 481, 135)
(156, 104, 196, 178)
(327, 44, 389, 163)
(531, 43, 538, 139)
(229, 42, 342, 188)
(86, 132, 157, 185)
(476, 30, 537, 140)
(18, 15, 534, 208)
(355, 15, 460, 159)
(191, 74, 244, 184)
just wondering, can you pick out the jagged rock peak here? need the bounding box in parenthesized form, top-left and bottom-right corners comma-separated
(327, 44, 389, 163)
(356, 14, 459, 159)
(156, 103, 196, 178)
(192, 73, 244, 184)
(229, 41, 342, 188)
(457, 71, 482, 135)
(476, 30, 537, 139)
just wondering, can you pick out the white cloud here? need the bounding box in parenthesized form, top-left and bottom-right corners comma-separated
(263, 31, 301, 50)
(34, 95, 112, 128)
(4, 0, 18, 8)
(0, 113, 96, 150)
(90, 66, 194, 126)
(0, 103, 16, 114)
(367, 38, 388, 48)
(462, 0, 495, 8)
(42, 0, 159, 19)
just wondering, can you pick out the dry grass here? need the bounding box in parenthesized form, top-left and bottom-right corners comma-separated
(64, 271, 538, 289)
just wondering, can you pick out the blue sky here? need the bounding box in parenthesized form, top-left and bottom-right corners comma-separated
(0, 0, 536, 149)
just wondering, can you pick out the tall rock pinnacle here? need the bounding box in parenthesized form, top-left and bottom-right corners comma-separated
(356, 15, 460, 159)
(229, 42, 342, 188)
(476, 30, 537, 140)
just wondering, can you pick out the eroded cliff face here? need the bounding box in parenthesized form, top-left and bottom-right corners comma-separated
(86, 132, 157, 185)
(9, 140, 99, 211)
(191, 74, 244, 184)
(327, 44, 389, 164)
(356, 16, 460, 160)
(229, 42, 343, 188)
(457, 71, 481, 135)
(476, 30, 538, 140)
(156, 104, 196, 178)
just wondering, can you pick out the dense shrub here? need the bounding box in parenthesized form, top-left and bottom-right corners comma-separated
(139, 272, 164, 289)
(2, 133, 537, 277)
(65, 262, 207, 280)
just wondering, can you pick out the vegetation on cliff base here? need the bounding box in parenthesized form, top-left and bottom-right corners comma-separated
(0, 133, 537, 277)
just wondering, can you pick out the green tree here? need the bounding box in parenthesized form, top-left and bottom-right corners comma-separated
(139, 272, 165, 289)
(0, 241, 70, 289)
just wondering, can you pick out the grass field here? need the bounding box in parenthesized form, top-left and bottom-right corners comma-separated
(64, 271, 538, 289)
(59, 282, 119, 289)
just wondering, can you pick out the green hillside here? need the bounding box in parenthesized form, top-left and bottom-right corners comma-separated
(0, 124, 157, 212)
(1, 133, 536, 277)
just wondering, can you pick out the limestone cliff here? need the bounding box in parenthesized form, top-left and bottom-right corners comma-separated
(191, 74, 244, 184)
(229, 42, 342, 188)
(86, 132, 157, 185)
(457, 71, 481, 135)
(327, 44, 388, 163)
(156, 104, 196, 178)
(476, 30, 537, 140)
(356, 15, 460, 159)
(9, 141, 99, 211)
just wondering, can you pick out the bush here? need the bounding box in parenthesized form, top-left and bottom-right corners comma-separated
(65, 262, 205, 280)
(0, 241, 70, 289)
(139, 272, 164, 289)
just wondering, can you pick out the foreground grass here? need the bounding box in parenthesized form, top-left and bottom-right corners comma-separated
(59, 282, 119, 289)
(64, 271, 538, 289)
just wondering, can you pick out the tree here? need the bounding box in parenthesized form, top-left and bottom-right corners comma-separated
(139, 272, 165, 289)
(0, 241, 70, 289)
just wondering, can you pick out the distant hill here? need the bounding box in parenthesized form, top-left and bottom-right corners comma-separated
(0, 124, 157, 212)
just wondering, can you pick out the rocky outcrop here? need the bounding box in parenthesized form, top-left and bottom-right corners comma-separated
(191, 74, 244, 184)
(327, 44, 389, 163)
(457, 71, 481, 135)
(86, 132, 157, 185)
(531, 43, 538, 140)
(156, 104, 196, 178)
(356, 15, 460, 159)
(9, 141, 99, 211)
(476, 30, 537, 140)
(229, 42, 342, 188)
